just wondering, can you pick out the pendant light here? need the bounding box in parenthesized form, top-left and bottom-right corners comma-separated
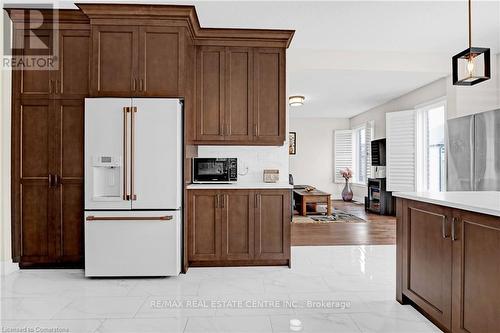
(452, 0, 490, 86)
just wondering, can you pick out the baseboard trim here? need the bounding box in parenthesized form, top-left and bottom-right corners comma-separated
(0, 260, 19, 276)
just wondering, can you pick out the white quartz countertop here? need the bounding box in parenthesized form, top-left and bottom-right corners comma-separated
(393, 191, 500, 217)
(186, 182, 293, 190)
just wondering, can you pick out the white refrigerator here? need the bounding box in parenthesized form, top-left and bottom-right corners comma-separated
(84, 98, 182, 277)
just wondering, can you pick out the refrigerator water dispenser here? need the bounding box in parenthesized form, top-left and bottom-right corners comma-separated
(92, 155, 122, 200)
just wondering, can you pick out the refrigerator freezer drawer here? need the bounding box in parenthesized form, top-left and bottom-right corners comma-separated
(84, 210, 181, 277)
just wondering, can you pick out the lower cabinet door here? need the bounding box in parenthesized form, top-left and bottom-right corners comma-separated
(254, 190, 291, 260)
(452, 211, 500, 333)
(220, 191, 254, 260)
(188, 190, 221, 261)
(402, 200, 452, 330)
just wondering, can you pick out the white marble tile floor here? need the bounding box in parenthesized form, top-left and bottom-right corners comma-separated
(0, 245, 440, 333)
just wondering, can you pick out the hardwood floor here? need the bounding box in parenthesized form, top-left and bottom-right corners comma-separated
(291, 200, 396, 246)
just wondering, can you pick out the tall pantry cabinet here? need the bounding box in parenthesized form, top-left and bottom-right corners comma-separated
(8, 10, 90, 266)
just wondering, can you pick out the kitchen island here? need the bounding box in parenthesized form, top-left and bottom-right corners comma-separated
(394, 191, 500, 333)
(186, 183, 292, 268)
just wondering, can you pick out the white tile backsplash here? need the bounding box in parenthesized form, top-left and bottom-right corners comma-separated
(196, 145, 289, 183)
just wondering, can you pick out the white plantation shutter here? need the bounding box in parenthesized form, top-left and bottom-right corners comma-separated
(334, 130, 353, 183)
(386, 110, 416, 192)
(365, 121, 374, 180)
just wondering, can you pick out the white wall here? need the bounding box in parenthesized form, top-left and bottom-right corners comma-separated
(289, 118, 350, 198)
(197, 145, 290, 184)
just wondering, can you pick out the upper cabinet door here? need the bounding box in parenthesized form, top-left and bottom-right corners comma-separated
(253, 48, 286, 145)
(138, 26, 182, 96)
(224, 48, 253, 142)
(15, 29, 53, 99)
(91, 26, 139, 96)
(56, 30, 90, 99)
(196, 46, 225, 141)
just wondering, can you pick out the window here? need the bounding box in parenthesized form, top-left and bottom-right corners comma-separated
(353, 126, 367, 184)
(416, 101, 446, 191)
(351, 122, 373, 185)
(334, 122, 373, 185)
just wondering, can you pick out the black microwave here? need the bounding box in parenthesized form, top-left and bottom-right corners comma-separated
(192, 158, 237, 183)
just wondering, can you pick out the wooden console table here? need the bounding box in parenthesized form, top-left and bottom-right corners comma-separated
(293, 189, 332, 216)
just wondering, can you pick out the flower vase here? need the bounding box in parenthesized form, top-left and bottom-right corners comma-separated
(342, 179, 353, 202)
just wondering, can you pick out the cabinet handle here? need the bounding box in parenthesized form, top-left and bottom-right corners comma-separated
(254, 124, 258, 136)
(216, 195, 220, 208)
(451, 217, 457, 241)
(48, 174, 53, 187)
(54, 174, 60, 187)
(56, 80, 60, 94)
(49, 80, 53, 94)
(123, 107, 129, 200)
(221, 195, 225, 208)
(133, 78, 137, 91)
(442, 217, 448, 238)
(255, 193, 259, 208)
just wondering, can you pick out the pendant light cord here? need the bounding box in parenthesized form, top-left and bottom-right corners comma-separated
(468, 0, 472, 49)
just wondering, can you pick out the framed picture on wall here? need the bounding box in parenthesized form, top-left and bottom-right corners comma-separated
(289, 132, 296, 155)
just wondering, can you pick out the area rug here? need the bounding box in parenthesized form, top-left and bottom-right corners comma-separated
(293, 209, 366, 224)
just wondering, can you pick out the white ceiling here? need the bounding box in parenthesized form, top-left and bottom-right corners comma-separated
(14, 0, 500, 118)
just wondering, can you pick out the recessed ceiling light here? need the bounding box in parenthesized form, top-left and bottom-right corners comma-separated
(289, 95, 305, 107)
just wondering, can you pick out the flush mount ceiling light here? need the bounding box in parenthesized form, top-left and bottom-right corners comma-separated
(289, 95, 305, 107)
(452, 0, 491, 86)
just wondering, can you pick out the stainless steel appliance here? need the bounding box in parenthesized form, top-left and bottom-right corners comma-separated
(192, 158, 237, 183)
(447, 108, 500, 191)
(84, 98, 182, 277)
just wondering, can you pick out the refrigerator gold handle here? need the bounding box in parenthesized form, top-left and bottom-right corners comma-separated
(86, 215, 172, 221)
(131, 106, 137, 201)
(123, 107, 129, 200)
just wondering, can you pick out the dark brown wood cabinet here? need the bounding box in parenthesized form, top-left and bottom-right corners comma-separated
(254, 190, 290, 260)
(221, 191, 255, 260)
(452, 211, 500, 333)
(91, 25, 183, 97)
(91, 25, 138, 96)
(397, 198, 500, 333)
(400, 200, 452, 330)
(195, 46, 284, 145)
(188, 190, 221, 261)
(13, 99, 85, 267)
(14, 28, 89, 99)
(253, 48, 285, 144)
(139, 26, 183, 96)
(196, 46, 225, 141)
(9, 10, 89, 267)
(188, 189, 290, 266)
(57, 29, 91, 98)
